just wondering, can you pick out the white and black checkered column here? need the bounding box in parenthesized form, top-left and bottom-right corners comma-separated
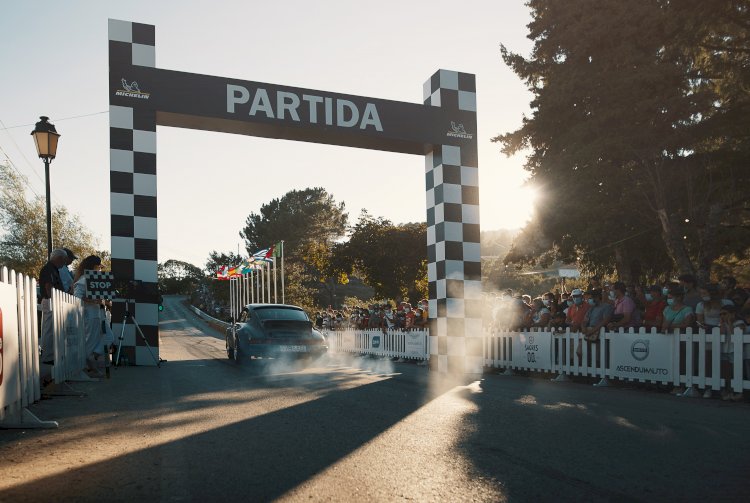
(108, 19, 159, 366)
(424, 70, 482, 374)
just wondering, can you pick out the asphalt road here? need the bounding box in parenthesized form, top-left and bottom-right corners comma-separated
(1, 295, 749, 502)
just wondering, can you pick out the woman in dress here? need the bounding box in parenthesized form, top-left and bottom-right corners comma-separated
(72, 255, 105, 375)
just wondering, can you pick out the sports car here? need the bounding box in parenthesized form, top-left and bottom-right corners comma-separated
(225, 304, 328, 362)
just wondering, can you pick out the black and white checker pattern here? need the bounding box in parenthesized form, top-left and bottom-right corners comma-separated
(424, 70, 482, 374)
(109, 19, 159, 366)
(84, 270, 116, 300)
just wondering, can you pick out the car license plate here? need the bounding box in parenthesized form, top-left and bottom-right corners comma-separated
(280, 345, 306, 352)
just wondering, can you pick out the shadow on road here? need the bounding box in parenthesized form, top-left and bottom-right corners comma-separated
(0, 360, 470, 502)
(452, 374, 750, 501)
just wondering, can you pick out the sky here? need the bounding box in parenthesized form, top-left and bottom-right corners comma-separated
(0, 0, 534, 268)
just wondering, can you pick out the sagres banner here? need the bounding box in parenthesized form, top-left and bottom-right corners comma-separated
(511, 332, 552, 371)
(610, 334, 673, 382)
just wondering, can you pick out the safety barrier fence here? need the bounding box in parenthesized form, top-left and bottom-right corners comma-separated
(484, 327, 750, 394)
(325, 328, 430, 361)
(190, 304, 231, 328)
(50, 288, 90, 385)
(0, 267, 57, 428)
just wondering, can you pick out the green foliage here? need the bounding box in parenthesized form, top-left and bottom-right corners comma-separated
(158, 259, 204, 295)
(240, 187, 348, 257)
(495, 0, 750, 283)
(0, 163, 106, 276)
(341, 211, 427, 301)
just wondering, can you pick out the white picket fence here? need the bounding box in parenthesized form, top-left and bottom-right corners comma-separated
(484, 327, 750, 393)
(50, 288, 90, 385)
(0, 267, 57, 428)
(326, 328, 430, 361)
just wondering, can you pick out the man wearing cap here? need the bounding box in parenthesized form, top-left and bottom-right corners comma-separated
(565, 288, 589, 332)
(59, 248, 77, 294)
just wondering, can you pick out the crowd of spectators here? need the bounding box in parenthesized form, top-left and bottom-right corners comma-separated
(314, 300, 430, 332)
(485, 274, 750, 401)
(486, 275, 750, 335)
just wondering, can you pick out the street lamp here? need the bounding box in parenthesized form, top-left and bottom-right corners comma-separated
(30, 116, 60, 257)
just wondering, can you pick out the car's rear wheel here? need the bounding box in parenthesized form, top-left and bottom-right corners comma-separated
(226, 337, 234, 359)
(233, 335, 242, 364)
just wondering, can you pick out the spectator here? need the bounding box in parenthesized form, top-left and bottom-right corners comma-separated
(38, 249, 67, 366)
(413, 308, 426, 328)
(72, 255, 105, 376)
(679, 274, 702, 310)
(582, 289, 614, 342)
(383, 303, 396, 330)
(529, 298, 551, 328)
(607, 281, 640, 331)
(565, 288, 589, 332)
(59, 248, 77, 294)
(643, 285, 667, 331)
(577, 289, 613, 364)
(662, 287, 695, 333)
(404, 303, 416, 329)
(719, 305, 745, 401)
(720, 276, 737, 300)
(696, 283, 723, 331)
(368, 306, 383, 329)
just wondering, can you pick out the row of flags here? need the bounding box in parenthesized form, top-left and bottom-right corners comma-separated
(216, 242, 283, 280)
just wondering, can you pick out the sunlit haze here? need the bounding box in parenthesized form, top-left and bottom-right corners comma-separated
(0, 1, 534, 267)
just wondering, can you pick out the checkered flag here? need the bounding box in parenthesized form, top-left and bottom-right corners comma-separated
(84, 270, 116, 300)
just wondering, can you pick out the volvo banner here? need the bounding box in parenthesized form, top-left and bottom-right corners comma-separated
(609, 333, 674, 383)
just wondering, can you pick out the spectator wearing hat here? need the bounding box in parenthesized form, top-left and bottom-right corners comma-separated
(59, 248, 77, 294)
(696, 284, 723, 331)
(643, 285, 667, 331)
(565, 288, 589, 332)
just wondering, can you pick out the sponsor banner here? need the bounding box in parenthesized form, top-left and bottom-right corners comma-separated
(370, 334, 381, 349)
(0, 282, 19, 408)
(405, 332, 426, 357)
(109, 66, 477, 155)
(511, 332, 552, 371)
(609, 334, 673, 382)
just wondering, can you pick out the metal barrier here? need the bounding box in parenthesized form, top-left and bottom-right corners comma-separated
(189, 304, 231, 329)
(483, 327, 750, 394)
(326, 328, 430, 361)
(0, 267, 57, 429)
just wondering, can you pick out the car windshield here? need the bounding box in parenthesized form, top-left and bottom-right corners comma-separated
(253, 307, 309, 322)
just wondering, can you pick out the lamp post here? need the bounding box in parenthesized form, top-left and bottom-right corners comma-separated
(30, 116, 60, 257)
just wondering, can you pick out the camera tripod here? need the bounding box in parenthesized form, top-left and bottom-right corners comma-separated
(113, 298, 163, 368)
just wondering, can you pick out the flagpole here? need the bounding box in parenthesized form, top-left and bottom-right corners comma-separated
(281, 241, 285, 304)
(273, 256, 277, 303)
(267, 260, 271, 303)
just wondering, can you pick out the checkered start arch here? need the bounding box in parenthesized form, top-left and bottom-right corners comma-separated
(108, 19, 482, 373)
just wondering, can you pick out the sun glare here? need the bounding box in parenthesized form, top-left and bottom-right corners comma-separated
(480, 182, 538, 231)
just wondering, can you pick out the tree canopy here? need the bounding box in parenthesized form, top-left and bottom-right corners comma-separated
(495, 0, 750, 283)
(0, 162, 107, 276)
(340, 211, 428, 302)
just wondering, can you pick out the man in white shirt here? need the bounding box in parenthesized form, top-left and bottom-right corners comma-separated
(59, 248, 77, 293)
